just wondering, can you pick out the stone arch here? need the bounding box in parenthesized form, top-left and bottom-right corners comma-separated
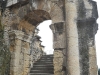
(18, 10, 51, 34)
(5, 1, 66, 74)
(16, 7, 66, 75)
(31, 0, 64, 23)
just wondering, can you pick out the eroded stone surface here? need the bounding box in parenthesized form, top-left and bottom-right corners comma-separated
(0, 0, 98, 75)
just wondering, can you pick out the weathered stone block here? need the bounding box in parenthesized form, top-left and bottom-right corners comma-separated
(54, 50, 63, 58)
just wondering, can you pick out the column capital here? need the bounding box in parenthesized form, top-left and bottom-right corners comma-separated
(50, 22, 65, 33)
(8, 30, 33, 43)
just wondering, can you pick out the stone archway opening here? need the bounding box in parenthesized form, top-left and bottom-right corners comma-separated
(37, 20, 54, 55)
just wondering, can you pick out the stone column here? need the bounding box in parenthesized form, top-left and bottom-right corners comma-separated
(50, 22, 66, 75)
(9, 30, 32, 75)
(65, 0, 80, 75)
(9, 31, 23, 75)
(89, 40, 98, 75)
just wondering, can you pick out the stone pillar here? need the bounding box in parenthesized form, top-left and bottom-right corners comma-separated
(9, 30, 32, 75)
(23, 41, 30, 75)
(65, 0, 80, 75)
(89, 41, 98, 75)
(77, 18, 98, 75)
(50, 22, 66, 75)
(9, 31, 23, 75)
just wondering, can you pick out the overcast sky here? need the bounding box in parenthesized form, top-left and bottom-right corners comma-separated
(93, 0, 100, 68)
(37, 0, 100, 68)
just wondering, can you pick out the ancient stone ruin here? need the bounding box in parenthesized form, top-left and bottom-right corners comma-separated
(0, 0, 98, 75)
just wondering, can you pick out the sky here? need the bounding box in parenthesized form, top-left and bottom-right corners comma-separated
(37, 20, 53, 54)
(93, 0, 100, 68)
(37, 0, 100, 68)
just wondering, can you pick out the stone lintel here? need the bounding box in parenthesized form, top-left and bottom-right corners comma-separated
(54, 48, 65, 50)
(9, 30, 32, 43)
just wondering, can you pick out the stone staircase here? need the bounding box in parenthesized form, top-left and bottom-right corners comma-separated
(29, 55, 54, 75)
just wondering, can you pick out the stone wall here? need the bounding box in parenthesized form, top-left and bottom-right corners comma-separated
(9, 29, 45, 75)
(0, 0, 99, 75)
(30, 32, 45, 68)
(0, 12, 11, 75)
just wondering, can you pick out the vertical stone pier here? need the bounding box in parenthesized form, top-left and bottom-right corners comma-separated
(77, 1, 98, 75)
(65, 0, 80, 75)
(9, 30, 32, 75)
(50, 22, 66, 75)
(77, 18, 98, 75)
(9, 31, 23, 75)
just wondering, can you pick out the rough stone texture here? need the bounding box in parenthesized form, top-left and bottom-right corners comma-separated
(0, 0, 99, 75)
(50, 22, 66, 75)
(77, 1, 98, 75)
(8, 29, 45, 75)
(77, 18, 98, 75)
(0, 12, 11, 75)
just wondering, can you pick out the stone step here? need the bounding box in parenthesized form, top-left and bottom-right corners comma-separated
(31, 67, 54, 70)
(33, 65, 53, 67)
(33, 62, 53, 65)
(30, 70, 54, 73)
(38, 57, 52, 59)
(37, 59, 53, 61)
(38, 60, 53, 62)
(40, 58, 53, 60)
(37, 58, 53, 61)
(37, 60, 53, 62)
(29, 55, 54, 75)
(30, 73, 54, 75)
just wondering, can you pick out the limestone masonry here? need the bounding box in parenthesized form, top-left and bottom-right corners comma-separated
(0, 0, 98, 75)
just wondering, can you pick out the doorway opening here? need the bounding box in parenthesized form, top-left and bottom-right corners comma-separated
(36, 20, 54, 55)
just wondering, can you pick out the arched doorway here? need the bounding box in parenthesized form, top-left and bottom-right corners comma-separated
(5, 8, 66, 75)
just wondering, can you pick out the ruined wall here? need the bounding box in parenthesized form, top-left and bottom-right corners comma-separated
(1, 1, 65, 75)
(8, 30, 45, 75)
(0, 2, 46, 74)
(0, 0, 99, 75)
(30, 30, 45, 68)
(65, 0, 98, 75)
